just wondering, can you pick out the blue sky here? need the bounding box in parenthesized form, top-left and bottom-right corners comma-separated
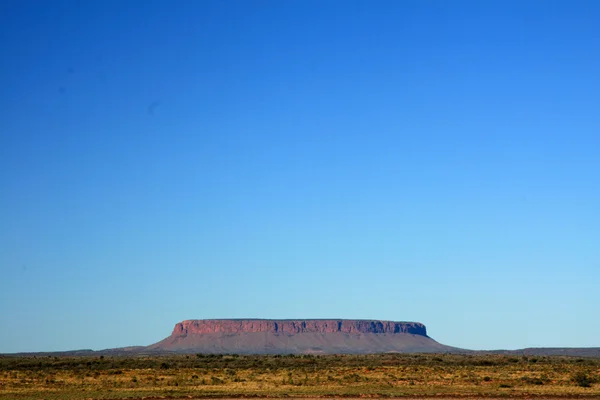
(1, 0, 599, 353)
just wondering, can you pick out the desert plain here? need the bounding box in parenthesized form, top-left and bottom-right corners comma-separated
(1, 353, 599, 400)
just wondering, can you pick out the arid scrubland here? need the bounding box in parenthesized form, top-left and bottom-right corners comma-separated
(1, 353, 599, 399)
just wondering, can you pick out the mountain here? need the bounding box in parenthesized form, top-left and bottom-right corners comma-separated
(145, 319, 462, 354)
(4, 319, 599, 357)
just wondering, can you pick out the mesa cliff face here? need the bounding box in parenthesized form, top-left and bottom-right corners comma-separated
(172, 319, 427, 336)
(147, 319, 456, 354)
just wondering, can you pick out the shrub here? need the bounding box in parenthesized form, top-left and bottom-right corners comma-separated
(522, 376, 544, 385)
(573, 372, 593, 388)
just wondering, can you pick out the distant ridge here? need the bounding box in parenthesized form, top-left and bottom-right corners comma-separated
(488, 347, 600, 358)
(146, 318, 460, 354)
(3, 319, 599, 357)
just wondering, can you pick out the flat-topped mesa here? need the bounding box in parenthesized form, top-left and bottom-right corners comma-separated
(172, 319, 427, 337)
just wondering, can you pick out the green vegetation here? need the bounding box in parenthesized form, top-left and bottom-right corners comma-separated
(0, 353, 598, 399)
(573, 371, 594, 388)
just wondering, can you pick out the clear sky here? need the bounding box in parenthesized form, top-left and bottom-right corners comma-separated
(1, 0, 599, 353)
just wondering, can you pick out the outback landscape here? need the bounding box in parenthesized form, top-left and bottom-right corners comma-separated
(3, 1, 599, 400)
(2, 352, 599, 399)
(1, 319, 599, 400)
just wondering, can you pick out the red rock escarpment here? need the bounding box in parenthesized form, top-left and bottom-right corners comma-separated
(171, 319, 427, 336)
(147, 319, 458, 354)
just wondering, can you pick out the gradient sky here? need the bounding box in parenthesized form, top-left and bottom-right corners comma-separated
(1, 0, 599, 353)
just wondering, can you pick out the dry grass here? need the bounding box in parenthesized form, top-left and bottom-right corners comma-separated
(0, 353, 598, 399)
